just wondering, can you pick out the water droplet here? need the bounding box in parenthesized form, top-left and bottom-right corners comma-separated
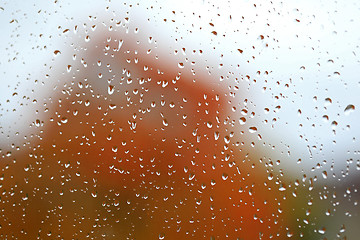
(214, 131, 220, 140)
(189, 173, 195, 180)
(54, 50, 61, 56)
(116, 39, 123, 51)
(325, 97, 332, 106)
(108, 85, 115, 95)
(60, 117, 68, 124)
(112, 146, 118, 152)
(279, 184, 286, 191)
(344, 104, 355, 115)
(239, 117, 246, 125)
(249, 126, 257, 133)
(163, 119, 168, 126)
(35, 119, 41, 127)
(322, 115, 329, 122)
(222, 173, 228, 180)
(318, 227, 326, 234)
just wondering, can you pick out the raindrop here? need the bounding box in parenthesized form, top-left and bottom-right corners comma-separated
(112, 146, 118, 153)
(163, 119, 168, 126)
(60, 117, 68, 124)
(249, 126, 257, 133)
(109, 104, 117, 110)
(222, 173, 228, 180)
(214, 131, 220, 140)
(239, 117, 246, 125)
(54, 50, 61, 56)
(279, 184, 286, 191)
(108, 85, 115, 95)
(344, 104, 355, 115)
(268, 173, 273, 181)
(35, 119, 41, 127)
(318, 227, 326, 235)
(325, 97, 332, 106)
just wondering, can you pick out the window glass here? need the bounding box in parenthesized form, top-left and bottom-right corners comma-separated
(1, 0, 359, 239)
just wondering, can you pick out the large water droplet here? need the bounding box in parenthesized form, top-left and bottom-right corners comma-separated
(108, 85, 115, 95)
(344, 104, 355, 115)
(249, 126, 257, 133)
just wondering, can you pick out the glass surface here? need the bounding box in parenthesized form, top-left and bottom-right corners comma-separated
(1, 0, 359, 239)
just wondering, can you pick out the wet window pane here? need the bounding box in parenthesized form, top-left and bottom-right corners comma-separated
(1, 0, 359, 239)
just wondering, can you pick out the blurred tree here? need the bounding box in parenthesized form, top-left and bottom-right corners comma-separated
(0, 28, 290, 239)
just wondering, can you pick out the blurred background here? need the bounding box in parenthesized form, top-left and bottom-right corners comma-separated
(0, 0, 359, 239)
